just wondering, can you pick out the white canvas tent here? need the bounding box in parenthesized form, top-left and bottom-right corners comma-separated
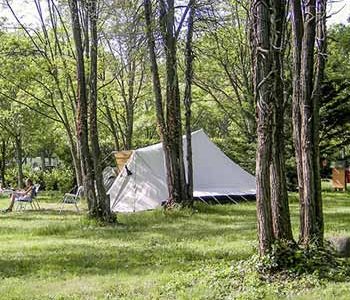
(107, 129, 256, 212)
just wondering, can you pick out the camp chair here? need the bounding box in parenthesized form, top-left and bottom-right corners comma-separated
(59, 186, 83, 213)
(1, 188, 14, 196)
(15, 184, 40, 211)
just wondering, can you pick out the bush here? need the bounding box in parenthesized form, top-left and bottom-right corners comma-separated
(255, 240, 349, 280)
(4, 165, 74, 192)
(42, 167, 74, 192)
(42, 170, 57, 191)
(5, 165, 42, 188)
(55, 167, 74, 192)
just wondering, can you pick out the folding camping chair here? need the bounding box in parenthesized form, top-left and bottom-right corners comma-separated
(15, 184, 41, 211)
(59, 186, 83, 213)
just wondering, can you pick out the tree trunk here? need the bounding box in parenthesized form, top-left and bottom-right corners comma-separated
(88, 0, 113, 222)
(270, 0, 293, 241)
(0, 139, 7, 185)
(311, 0, 327, 242)
(144, 0, 176, 205)
(40, 150, 46, 170)
(15, 134, 24, 188)
(252, 0, 274, 256)
(160, 0, 186, 205)
(69, 0, 97, 215)
(183, 0, 195, 206)
(298, 0, 324, 245)
(290, 0, 305, 241)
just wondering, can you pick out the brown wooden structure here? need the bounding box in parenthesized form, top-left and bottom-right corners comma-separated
(332, 161, 347, 191)
(114, 151, 133, 173)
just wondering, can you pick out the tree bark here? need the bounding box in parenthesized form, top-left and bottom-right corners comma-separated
(0, 139, 7, 185)
(88, 0, 113, 221)
(144, 0, 179, 205)
(293, 0, 326, 246)
(300, 0, 317, 244)
(160, 0, 186, 205)
(69, 0, 97, 215)
(184, 0, 195, 206)
(15, 134, 24, 188)
(252, 0, 274, 255)
(270, 0, 293, 240)
(311, 0, 327, 242)
(290, 0, 305, 240)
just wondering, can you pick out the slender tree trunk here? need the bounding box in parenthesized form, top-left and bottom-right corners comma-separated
(312, 0, 327, 242)
(15, 134, 24, 188)
(144, 0, 176, 205)
(88, 0, 113, 221)
(270, 0, 293, 240)
(69, 0, 97, 215)
(252, 0, 274, 255)
(0, 139, 7, 185)
(125, 104, 134, 150)
(71, 140, 83, 187)
(290, 0, 305, 240)
(40, 150, 46, 170)
(184, 0, 195, 206)
(125, 63, 135, 150)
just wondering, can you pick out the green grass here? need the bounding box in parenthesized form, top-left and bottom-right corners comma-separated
(0, 191, 350, 299)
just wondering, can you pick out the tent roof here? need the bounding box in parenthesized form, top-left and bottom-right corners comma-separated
(108, 129, 255, 212)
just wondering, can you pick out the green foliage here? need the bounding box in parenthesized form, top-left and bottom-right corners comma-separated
(5, 165, 41, 188)
(5, 165, 73, 192)
(42, 167, 74, 192)
(256, 240, 349, 280)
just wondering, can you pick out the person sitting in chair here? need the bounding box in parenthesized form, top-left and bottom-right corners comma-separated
(3, 178, 35, 212)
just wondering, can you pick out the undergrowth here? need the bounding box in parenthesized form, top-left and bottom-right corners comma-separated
(215, 241, 350, 299)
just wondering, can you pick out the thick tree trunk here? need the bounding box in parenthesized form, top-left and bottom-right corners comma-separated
(183, 0, 195, 206)
(298, 0, 324, 245)
(160, 0, 186, 205)
(290, 0, 305, 240)
(69, 0, 97, 215)
(252, 0, 274, 256)
(270, 0, 293, 241)
(88, 0, 113, 221)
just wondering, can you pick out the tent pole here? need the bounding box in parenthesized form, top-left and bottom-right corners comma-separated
(197, 196, 209, 205)
(227, 195, 238, 204)
(211, 194, 222, 205)
(240, 195, 249, 202)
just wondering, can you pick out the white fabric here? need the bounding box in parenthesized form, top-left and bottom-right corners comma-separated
(107, 129, 256, 212)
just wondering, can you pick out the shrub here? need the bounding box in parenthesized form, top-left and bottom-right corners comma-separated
(54, 167, 74, 192)
(42, 170, 57, 190)
(5, 165, 74, 192)
(5, 166, 43, 188)
(43, 167, 74, 192)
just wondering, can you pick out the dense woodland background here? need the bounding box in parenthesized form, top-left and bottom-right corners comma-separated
(1, 1, 350, 297)
(0, 0, 348, 220)
(0, 1, 348, 184)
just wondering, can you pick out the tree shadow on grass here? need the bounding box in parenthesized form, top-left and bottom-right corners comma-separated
(0, 240, 251, 279)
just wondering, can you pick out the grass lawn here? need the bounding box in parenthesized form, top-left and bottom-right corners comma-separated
(0, 191, 350, 299)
